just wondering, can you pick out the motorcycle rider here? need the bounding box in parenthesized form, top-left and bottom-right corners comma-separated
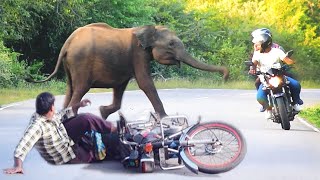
(251, 28, 285, 53)
(250, 28, 285, 90)
(250, 28, 284, 112)
(248, 33, 303, 120)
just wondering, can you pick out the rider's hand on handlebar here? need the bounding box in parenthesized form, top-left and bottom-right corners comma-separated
(248, 66, 256, 75)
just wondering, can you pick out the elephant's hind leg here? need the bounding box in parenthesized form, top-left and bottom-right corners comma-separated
(64, 84, 72, 108)
(100, 79, 129, 119)
(63, 65, 73, 108)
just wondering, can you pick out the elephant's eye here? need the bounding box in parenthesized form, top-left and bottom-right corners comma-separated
(169, 40, 175, 47)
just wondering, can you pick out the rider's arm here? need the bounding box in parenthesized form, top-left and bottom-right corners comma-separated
(71, 99, 91, 115)
(249, 51, 259, 74)
(277, 48, 295, 65)
(249, 60, 259, 74)
(58, 99, 91, 122)
(3, 157, 24, 174)
(283, 57, 295, 65)
(14, 122, 42, 162)
(4, 122, 42, 174)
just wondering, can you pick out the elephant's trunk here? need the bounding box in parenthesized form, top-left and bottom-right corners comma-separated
(179, 53, 229, 81)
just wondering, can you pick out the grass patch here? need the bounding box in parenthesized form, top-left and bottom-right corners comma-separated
(301, 80, 320, 89)
(1, 78, 319, 129)
(1, 78, 318, 106)
(299, 105, 320, 128)
(153, 78, 254, 89)
(0, 78, 254, 106)
(0, 80, 66, 105)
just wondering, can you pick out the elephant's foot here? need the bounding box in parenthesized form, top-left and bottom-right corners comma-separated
(157, 110, 168, 119)
(100, 106, 111, 119)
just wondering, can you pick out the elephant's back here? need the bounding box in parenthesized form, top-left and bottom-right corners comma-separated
(69, 25, 134, 49)
(83, 23, 113, 29)
(64, 24, 135, 76)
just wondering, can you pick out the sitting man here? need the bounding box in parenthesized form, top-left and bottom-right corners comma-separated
(3, 92, 123, 174)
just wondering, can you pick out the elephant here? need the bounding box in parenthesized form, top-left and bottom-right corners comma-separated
(26, 22, 229, 119)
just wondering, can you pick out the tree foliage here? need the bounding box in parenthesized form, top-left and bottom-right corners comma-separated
(0, 0, 319, 87)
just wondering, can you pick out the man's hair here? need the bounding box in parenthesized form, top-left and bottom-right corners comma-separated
(36, 92, 55, 115)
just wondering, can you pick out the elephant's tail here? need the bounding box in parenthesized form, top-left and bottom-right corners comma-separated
(25, 48, 67, 83)
(25, 32, 73, 83)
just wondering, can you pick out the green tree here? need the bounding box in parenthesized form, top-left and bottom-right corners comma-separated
(0, 0, 156, 79)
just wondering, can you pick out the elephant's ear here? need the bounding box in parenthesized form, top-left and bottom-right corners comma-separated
(133, 25, 156, 49)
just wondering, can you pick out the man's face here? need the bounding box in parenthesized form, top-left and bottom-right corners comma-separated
(46, 105, 55, 121)
(253, 42, 262, 51)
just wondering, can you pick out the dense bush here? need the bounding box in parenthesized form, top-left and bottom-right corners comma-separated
(0, 41, 26, 87)
(0, 0, 319, 87)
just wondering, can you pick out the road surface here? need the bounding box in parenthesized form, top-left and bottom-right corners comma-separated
(0, 89, 319, 180)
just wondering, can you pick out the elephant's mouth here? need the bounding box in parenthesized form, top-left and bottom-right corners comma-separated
(157, 57, 181, 67)
(170, 59, 181, 68)
(176, 59, 181, 68)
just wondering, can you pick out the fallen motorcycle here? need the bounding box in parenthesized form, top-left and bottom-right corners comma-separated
(117, 111, 246, 174)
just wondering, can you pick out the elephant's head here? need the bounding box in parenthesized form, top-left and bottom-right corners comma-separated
(133, 25, 229, 80)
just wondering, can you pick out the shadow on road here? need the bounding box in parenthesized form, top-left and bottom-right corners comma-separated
(81, 160, 219, 177)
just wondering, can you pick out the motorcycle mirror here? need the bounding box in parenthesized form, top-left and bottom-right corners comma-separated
(244, 60, 253, 66)
(286, 50, 294, 57)
(272, 63, 281, 69)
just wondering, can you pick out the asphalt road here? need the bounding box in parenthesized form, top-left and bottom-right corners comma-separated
(0, 89, 320, 180)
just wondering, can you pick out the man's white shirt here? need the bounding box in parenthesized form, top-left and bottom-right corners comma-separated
(252, 48, 287, 73)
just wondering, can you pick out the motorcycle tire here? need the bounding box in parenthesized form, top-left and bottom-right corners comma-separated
(183, 121, 246, 174)
(276, 97, 291, 130)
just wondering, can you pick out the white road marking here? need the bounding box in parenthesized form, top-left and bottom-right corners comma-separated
(0, 103, 22, 111)
(297, 116, 320, 132)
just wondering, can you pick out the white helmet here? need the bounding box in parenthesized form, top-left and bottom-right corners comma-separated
(252, 33, 272, 53)
(251, 28, 272, 38)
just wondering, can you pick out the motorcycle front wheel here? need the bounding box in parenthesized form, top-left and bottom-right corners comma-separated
(183, 122, 246, 174)
(276, 97, 291, 130)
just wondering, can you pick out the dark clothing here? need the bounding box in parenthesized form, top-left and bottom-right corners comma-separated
(14, 107, 76, 164)
(63, 113, 114, 163)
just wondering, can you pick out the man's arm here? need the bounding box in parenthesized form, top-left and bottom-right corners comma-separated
(59, 99, 92, 122)
(3, 122, 42, 175)
(71, 99, 91, 115)
(277, 48, 294, 65)
(249, 60, 259, 75)
(3, 157, 24, 174)
(283, 57, 295, 65)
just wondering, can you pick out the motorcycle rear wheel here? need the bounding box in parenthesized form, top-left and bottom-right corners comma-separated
(183, 122, 246, 174)
(276, 97, 291, 130)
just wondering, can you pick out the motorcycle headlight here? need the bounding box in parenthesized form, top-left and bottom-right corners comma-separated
(269, 77, 281, 87)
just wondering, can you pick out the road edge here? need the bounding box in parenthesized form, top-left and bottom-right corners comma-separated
(0, 102, 23, 110)
(297, 116, 320, 132)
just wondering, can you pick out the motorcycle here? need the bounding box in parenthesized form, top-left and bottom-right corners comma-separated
(116, 111, 246, 174)
(245, 50, 298, 130)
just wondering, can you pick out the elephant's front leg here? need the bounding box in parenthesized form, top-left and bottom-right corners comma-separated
(135, 73, 167, 118)
(100, 80, 129, 119)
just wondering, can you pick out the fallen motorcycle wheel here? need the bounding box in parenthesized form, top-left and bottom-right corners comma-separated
(183, 121, 247, 174)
